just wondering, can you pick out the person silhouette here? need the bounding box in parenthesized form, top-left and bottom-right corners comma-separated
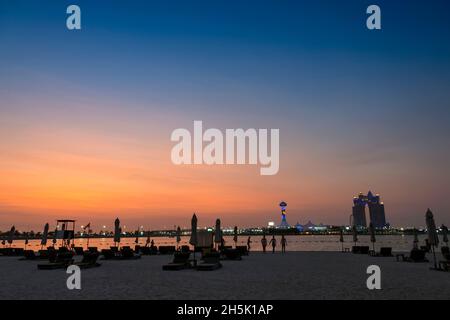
(261, 235, 268, 253)
(281, 235, 287, 253)
(269, 235, 277, 253)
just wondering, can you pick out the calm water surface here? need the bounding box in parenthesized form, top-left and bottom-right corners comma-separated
(6, 235, 442, 252)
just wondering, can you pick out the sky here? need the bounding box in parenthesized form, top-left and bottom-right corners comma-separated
(1, 0, 450, 231)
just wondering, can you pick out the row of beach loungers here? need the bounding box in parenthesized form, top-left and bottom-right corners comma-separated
(0, 244, 250, 271)
(163, 246, 249, 271)
(350, 244, 450, 270)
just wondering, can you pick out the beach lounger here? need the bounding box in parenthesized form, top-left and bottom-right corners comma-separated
(197, 252, 222, 271)
(370, 247, 393, 257)
(379, 247, 393, 257)
(140, 246, 152, 255)
(88, 247, 98, 253)
(162, 252, 191, 270)
(120, 247, 141, 260)
(235, 246, 249, 256)
(159, 246, 176, 255)
(21, 250, 51, 260)
(74, 247, 84, 255)
(37, 252, 74, 270)
(20, 250, 38, 260)
(437, 248, 450, 271)
(221, 248, 242, 261)
(110, 246, 119, 253)
(0, 248, 24, 257)
(396, 249, 428, 263)
(181, 245, 191, 253)
(101, 249, 116, 260)
(74, 252, 101, 269)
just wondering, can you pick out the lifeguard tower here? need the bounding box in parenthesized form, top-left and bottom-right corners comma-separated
(55, 219, 76, 248)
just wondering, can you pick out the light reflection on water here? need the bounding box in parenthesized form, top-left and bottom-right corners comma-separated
(5, 234, 438, 252)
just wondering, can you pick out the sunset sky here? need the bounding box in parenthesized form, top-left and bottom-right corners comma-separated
(1, 0, 450, 231)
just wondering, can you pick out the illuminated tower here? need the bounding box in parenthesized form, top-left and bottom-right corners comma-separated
(367, 191, 387, 229)
(352, 192, 367, 228)
(279, 201, 290, 229)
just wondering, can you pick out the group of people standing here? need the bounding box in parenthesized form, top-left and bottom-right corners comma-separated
(245, 235, 287, 253)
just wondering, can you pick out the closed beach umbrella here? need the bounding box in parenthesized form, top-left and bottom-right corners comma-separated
(426, 209, 439, 246)
(176, 226, 181, 249)
(41, 223, 49, 248)
(425, 208, 439, 269)
(146, 233, 151, 247)
(441, 225, 448, 245)
(135, 231, 139, 244)
(113, 218, 121, 246)
(413, 228, 419, 249)
(233, 226, 238, 246)
(214, 219, 222, 245)
(189, 214, 198, 247)
(339, 228, 344, 252)
(24, 232, 29, 250)
(189, 214, 198, 265)
(369, 223, 376, 252)
(7, 226, 15, 246)
(352, 225, 358, 245)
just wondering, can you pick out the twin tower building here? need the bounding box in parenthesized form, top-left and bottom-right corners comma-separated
(352, 191, 387, 229)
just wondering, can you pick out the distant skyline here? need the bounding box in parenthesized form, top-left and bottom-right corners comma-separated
(1, 0, 450, 230)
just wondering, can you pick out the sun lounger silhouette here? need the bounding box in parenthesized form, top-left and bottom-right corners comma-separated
(162, 252, 191, 270)
(74, 252, 101, 269)
(221, 248, 242, 260)
(396, 249, 428, 262)
(197, 252, 222, 271)
(37, 252, 74, 270)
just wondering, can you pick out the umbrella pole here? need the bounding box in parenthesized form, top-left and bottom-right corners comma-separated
(432, 245, 437, 269)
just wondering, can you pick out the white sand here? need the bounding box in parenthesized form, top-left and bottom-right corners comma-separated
(0, 252, 449, 300)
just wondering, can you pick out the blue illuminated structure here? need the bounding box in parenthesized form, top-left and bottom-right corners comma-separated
(279, 201, 290, 229)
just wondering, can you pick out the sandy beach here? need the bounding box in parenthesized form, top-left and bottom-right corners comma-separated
(1, 251, 449, 300)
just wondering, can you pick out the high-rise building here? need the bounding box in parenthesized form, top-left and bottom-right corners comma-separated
(351, 191, 387, 229)
(367, 191, 387, 229)
(352, 193, 367, 228)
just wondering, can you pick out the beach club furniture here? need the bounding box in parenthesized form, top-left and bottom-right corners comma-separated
(352, 246, 369, 254)
(74, 247, 84, 255)
(396, 249, 428, 263)
(162, 252, 191, 270)
(437, 247, 450, 271)
(74, 252, 101, 269)
(197, 252, 222, 271)
(38, 250, 50, 259)
(235, 246, 249, 256)
(21, 250, 37, 260)
(0, 248, 24, 256)
(141, 246, 157, 255)
(221, 248, 243, 261)
(120, 247, 141, 259)
(37, 252, 74, 270)
(369, 247, 393, 257)
(88, 247, 98, 253)
(181, 245, 191, 253)
(101, 249, 116, 260)
(158, 246, 176, 255)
